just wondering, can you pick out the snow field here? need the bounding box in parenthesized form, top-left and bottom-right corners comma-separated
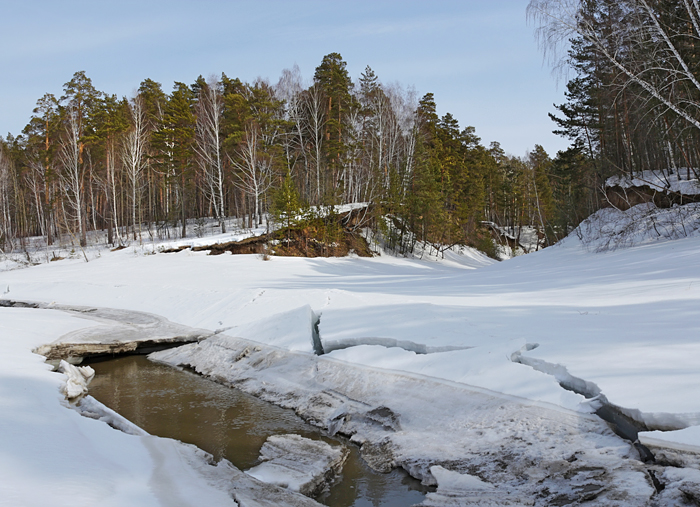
(3, 217, 700, 504)
(3, 234, 700, 437)
(0, 308, 239, 507)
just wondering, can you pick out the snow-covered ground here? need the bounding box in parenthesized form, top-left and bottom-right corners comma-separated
(576, 202, 700, 251)
(607, 169, 700, 196)
(2, 208, 700, 504)
(0, 307, 242, 507)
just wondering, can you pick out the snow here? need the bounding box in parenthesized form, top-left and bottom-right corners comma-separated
(607, 169, 700, 196)
(3, 236, 700, 427)
(421, 466, 518, 506)
(0, 307, 239, 507)
(158, 226, 267, 250)
(151, 332, 654, 504)
(3, 205, 700, 503)
(245, 434, 347, 496)
(641, 426, 700, 453)
(483, 221, 544, 257)
(57, 359, 94, 399)
(572, 202, 700, 251)
(230, 305, 318, 352)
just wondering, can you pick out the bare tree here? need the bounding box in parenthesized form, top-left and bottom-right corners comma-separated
(0, 144, 14, 252)
(303, 84, 326, 204)
(58, 107, 87, 247)
(276, 65, 309, 184)
(231, 123, 274, 227)
(195, 77, 226, 233)
(121, 95, 149, 241)
(528, 0, 700, 135)
(105, 131, 121, 246)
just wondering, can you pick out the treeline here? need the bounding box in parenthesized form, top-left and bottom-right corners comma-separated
(531, 0, 700, 186)
(0, 53, 595, 257)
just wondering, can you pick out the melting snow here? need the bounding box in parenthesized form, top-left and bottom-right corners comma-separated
(3, 214, 700, 504)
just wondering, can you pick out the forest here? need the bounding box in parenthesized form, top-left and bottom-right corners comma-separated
(531, 0, 700, 184)
(11, 0, 699, 260)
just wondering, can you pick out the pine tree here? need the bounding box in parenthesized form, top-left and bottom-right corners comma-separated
(22, 93, 61, 244)
(151, 82, 195, 237)
(527, 145, 555, 246)
(271, 169, 303, 234)
(86, 94, 129, 244)
(313, 53, 356, 199)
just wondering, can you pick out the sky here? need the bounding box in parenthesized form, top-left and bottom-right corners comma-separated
(0, 0, 569, 158)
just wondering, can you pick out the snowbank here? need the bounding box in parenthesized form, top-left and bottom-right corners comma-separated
(4, 207, 700, 503)
(0, 307, 238, 507)
(229, 305, 318, 352)
(567, 202, 700, 251)
(607, 170, 700, 196)
(640, 426, 700, 454)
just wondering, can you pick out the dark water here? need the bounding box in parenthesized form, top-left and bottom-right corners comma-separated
(86, 355, 428, 506)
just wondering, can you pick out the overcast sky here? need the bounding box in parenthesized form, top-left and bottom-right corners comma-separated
(1, 0, 569, 157)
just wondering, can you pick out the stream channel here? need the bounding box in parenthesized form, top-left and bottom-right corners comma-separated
(86, 355, 430, 507)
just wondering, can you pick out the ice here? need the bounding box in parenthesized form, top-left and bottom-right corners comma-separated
(151, 334, 656, 505)
(29, 303, 212, 363)
(649, 467, 700, 505)
(0, 308, 239, 507)
(640, 425, 700, 453)
(57, 359, 94, 399)
(5, 204, 700, 503)
(228, 305, 317, 352)
(420, 466, 520, 506)
(245, 434, 348, 496)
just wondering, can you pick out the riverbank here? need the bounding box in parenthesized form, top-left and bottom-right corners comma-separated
(0, 307, 244, 507)
(2, 231, 700, 504)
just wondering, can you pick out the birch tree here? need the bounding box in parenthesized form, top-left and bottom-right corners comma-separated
(231, 123, 274, 227)
(275, 65, 309, 187)
(121, 95, 149, 240)
(303, 84, 326, 204)
(59, 107, 87, 247)
(0, 143, 13, 251)
(195, 77, 226, 233)
(528, 0, 700, 137)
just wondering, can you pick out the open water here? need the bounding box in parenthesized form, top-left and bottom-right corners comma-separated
(86, 355, 428, 507)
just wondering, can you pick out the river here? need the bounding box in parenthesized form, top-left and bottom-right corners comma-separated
(86, 355, 429, 507)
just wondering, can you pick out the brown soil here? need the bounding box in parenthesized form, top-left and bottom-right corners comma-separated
(605, 184, 700, 210)
(271, 227, 373, 258)
(162, 206, 375, 259)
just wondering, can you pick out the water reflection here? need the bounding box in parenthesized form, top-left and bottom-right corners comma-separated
(86, 355, 428, 506)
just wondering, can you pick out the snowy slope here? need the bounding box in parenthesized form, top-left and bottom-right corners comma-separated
(2, 233, 700, 438)
(2, 221, 700, 503)
(607, 170, 700, 196)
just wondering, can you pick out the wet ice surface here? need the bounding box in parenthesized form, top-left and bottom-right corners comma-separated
(87, 355, 429, 506)
(152, 336, 662, 506)
(245, 434, 348, 496)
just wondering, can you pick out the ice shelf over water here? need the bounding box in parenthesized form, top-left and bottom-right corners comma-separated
(245, 434, 348, 497)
